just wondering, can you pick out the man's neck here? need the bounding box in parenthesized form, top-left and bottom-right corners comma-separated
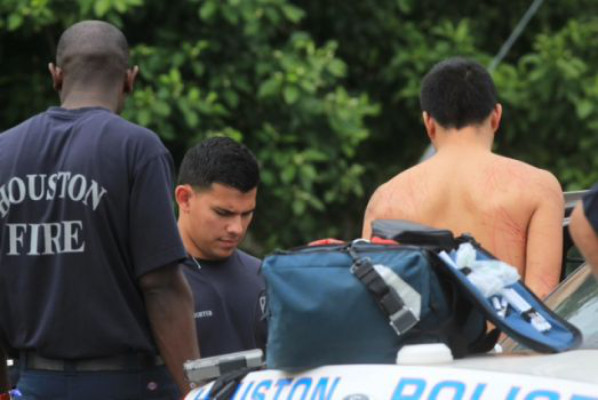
(434, 125, 494, 153)
(60, 88, 119, 113)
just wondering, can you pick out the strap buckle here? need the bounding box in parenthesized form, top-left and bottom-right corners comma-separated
(350, 255, 420, 337)
(389, 306, 419, 335)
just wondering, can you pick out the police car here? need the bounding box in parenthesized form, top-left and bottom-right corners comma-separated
(183, 268, 598, 400)
(184, 192, 598, 400)
(183, 264, 598, 400)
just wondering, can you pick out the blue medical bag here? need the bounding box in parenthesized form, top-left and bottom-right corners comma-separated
(262, 240, 491, 369)
(262, 220, 581, 370)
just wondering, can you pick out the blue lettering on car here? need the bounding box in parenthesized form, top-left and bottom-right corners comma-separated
(193, 376, 340, 400)
(390, 378, 598, 400)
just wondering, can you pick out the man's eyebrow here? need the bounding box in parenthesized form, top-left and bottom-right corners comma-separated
(213, 206, 233, 213)
(213, 206, 255, 214)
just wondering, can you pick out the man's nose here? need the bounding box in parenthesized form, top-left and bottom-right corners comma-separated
(227, 216, 244, 236)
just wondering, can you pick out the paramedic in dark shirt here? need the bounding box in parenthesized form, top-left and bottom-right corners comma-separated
(570, 184, 598, 274)
(175, 137, 267, 357)
(0, 20, 199, 399)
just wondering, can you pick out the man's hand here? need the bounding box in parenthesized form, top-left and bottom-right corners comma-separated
(140, 263, 200, 396)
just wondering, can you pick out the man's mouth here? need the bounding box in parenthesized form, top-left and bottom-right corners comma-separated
(219, 239, 238, 247)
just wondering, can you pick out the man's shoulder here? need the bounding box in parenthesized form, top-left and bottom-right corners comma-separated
(234, 249, 262, 270)
(368, 165, 423, 204)
(0, 111, 45, 138)
(494, 155, 561, 190)
(100, 113, 161, 142)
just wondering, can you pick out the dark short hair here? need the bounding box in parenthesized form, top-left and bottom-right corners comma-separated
(178, 137, 260, 192)
(56, 20, 129, 85)
(420, 57, 498, 129)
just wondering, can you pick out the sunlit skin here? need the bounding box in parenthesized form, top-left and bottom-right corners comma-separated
(363, 106, 564, 299)
(176, 182, 257, 261)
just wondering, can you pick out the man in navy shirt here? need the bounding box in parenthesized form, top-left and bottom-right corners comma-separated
(570, 184, 598, 274)
(0, 21, 199, 399)
(175, 137, 267, 357)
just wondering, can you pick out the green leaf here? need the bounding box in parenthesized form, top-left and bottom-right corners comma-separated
(137, 109, 151, 127)
(114, 0, 127, 13)
(94, 0, 111, 17)
(327, 59, 346, 77)
(576, 100, 593, 119)
(7, 14, 24, 31)
(200, 1, 217, 21)
(223, 90, 239, 108)
(283, 86, 300, 104)
(281, 165, 296, 184)
(281, 5, 305, 24)
(292, 199, 306, 215)
(396, 0, 412, 13)
(258, 78, 281, 99)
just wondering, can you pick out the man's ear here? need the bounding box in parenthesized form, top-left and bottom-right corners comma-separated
(124, 65, 139, 94)
(490, 103, 502, 133)
(175, 185, 194, 212)
(48, 63, 63, 91)
(422, 111, 437, 141)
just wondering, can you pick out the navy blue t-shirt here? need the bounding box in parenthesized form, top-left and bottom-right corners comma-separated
(182, 249, 266, 357)
(583, 183, 598, 234)
(0, 107, 186, 359)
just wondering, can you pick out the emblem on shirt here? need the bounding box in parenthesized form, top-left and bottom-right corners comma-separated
(194, 310, 213, 319)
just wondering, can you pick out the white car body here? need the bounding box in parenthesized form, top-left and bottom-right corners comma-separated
(185, 355, 598, 399)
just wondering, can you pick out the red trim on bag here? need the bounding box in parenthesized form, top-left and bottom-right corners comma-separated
(371, 237, 399, 245)
(307, 238, 346, 246)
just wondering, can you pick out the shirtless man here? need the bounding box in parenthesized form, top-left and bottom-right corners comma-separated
(362, 57, 564, 299)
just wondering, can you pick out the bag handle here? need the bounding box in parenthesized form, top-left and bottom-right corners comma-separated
(347, 241, 420, 336)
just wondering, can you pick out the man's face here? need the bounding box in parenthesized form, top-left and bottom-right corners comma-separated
(178, 182, 257, 260)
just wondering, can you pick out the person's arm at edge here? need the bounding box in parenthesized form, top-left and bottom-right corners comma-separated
(570, 200, 598, 275)
(523, 172, 564, 299)
(362, 188, 383, 239)
(139, 262, 200, 396)
(0, 345, 8, 395)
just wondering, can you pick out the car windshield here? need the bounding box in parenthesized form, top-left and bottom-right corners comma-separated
(501, 264, 598, 351)
(544, 264, 598, 349)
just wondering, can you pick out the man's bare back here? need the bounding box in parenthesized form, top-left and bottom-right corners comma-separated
(363, 147, 563, 298)
(362, 57, 564, 299)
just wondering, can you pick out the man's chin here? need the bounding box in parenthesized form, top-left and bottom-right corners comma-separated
(213, 247, 235, 260)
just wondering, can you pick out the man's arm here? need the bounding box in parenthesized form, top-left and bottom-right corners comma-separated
(362, 187, 383, 239)
(570, 201, 598, 274)
(524, 173, 564, 299)
(139, 263, 200, 396)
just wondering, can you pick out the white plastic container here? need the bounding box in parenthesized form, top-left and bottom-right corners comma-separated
(396, 343, 454, 365)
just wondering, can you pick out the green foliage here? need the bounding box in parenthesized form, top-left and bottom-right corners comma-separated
(1, 1, 597, 254)
(494, 16, 598, 189)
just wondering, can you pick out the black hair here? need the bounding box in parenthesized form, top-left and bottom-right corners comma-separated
(420, 57, 498, 129)
(178, 137, 260, 192)
(56, 20, 129, 85)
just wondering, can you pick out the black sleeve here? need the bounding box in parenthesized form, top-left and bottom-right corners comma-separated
(129, 152, 186, 277)
(583, 184, 598, 235)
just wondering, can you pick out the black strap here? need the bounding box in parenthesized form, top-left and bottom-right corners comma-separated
(208, 366, 260, 400)
(348, 244, 418, 335)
